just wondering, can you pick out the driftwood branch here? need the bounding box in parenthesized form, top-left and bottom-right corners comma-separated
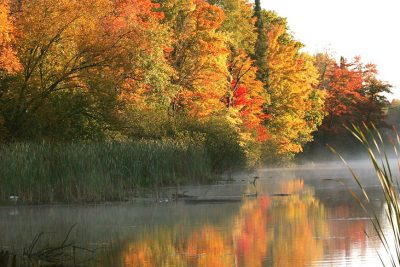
(20, 224, 94, 267)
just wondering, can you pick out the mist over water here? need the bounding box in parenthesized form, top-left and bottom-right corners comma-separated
(1, 159, 396, 266)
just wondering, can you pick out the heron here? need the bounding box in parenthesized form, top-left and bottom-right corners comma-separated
(250, 176, 259, 187)
(250, 176, 259, 197)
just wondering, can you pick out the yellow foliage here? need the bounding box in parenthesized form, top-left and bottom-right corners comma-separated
(263, 20, 324, 157)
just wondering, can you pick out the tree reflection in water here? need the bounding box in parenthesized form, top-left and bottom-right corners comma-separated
(121, 179, 329, 267)
(269, 179, 328, 267)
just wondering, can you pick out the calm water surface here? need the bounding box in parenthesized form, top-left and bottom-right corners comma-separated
(0, 163, 393, 266)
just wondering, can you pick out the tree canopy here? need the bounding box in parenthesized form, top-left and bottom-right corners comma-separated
(0, 0, 392, 166)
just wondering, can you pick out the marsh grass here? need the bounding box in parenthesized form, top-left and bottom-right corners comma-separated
(0, 140, 214, 204)
(330, 124, 400, 266)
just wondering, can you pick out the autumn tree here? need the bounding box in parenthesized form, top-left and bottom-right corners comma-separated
(357, 61, 391, 125)
(0, 0, 171, 140)
(1, 0, 392, 167)
(315, 54, 391, 134)
(212, 0, 270, 165)
(257, 11, 325, 160)
(300, 54, 392, 159)
(153, 0, 253, 170)
(318, 57, 365, 133)
(156, 0, 229, 118)
(226, 56, 269, 165)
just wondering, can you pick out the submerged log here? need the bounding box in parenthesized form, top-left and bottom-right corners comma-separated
(184, 196, 243, 204)
(171, 191, 197, 200)
(270, 193, 291, 197)
(244, 193, 257, 198)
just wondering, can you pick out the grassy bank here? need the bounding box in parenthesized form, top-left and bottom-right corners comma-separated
(0, 141, 216, 204)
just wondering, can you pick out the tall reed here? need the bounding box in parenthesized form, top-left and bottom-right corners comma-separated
(0, 140, 214, 204)
(330, 124, 400, 266)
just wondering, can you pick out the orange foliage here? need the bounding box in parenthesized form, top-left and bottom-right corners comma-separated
(168, 0, 229, 118)
(0, 0, 20, 73)
(187, 226, 233, 267)
(119, 180, 331, 267)
(193, 0, 225, 30)
(109, 0, 164, 32)
(233, 197, 271, 267)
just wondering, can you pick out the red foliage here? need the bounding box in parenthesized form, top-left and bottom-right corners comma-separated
(231, 81, 270, 142)
(321, 59, 366, 133)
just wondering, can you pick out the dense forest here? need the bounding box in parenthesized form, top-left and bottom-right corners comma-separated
(0, 0, 394, 201)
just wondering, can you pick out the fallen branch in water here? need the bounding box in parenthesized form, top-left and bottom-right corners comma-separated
(22, 224, 95, 267)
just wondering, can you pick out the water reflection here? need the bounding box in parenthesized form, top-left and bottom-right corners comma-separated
(124, 228, 187, 267)
(233, 196, 270, 267)
(0, 169, 387, 266)
(268, 180, 327, 267)
(317, 190, 379, 265)
(118, 179, 328, 267)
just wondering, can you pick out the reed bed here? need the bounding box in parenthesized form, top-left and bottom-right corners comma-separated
(331, 124, 400, 266)
(0, 140, 214, 204)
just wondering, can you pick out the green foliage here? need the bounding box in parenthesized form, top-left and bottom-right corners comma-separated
(167, 116, 247, 173)
(193, 118, 247, 172)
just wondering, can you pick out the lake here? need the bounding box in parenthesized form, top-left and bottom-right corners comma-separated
(0, 161, 393, 266)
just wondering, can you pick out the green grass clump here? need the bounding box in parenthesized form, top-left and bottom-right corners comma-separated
(0, 140, 213, 204)
(331, 124, 400, 266)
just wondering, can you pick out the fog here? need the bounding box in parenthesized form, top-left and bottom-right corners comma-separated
(1, 158, 396, 266)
